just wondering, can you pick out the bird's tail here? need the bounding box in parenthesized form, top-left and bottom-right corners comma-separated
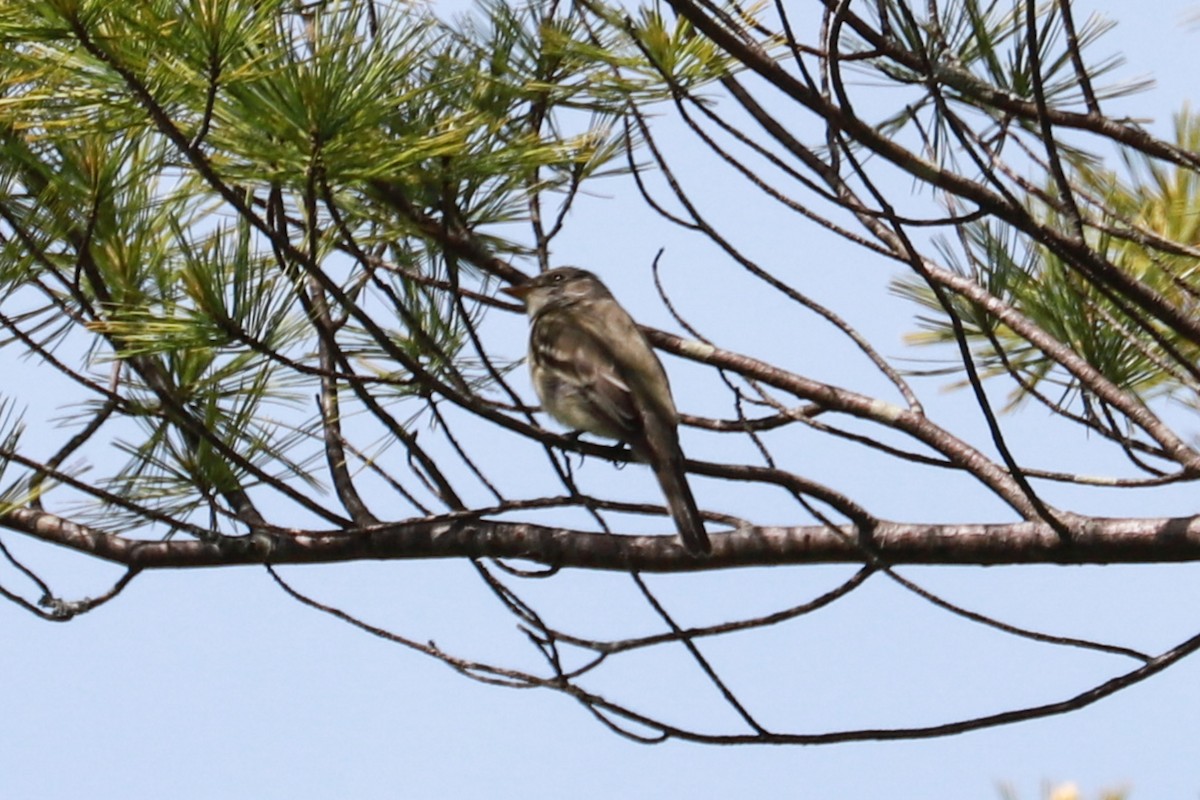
(644, 430, 711, 556)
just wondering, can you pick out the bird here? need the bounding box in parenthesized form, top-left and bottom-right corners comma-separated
(503, 267, 711, 555)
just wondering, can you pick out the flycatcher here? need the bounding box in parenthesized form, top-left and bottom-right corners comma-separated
(504, 267, 711, 555)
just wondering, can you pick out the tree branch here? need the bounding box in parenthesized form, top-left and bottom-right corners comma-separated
(7, 506, 1200, 571)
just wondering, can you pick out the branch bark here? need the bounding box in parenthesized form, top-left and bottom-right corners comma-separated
(8, 506, 1200, 571)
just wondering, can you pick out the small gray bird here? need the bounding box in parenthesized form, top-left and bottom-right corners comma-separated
(503, 267, 711, 555)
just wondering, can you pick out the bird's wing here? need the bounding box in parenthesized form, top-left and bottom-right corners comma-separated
(574, 298, 678, 423)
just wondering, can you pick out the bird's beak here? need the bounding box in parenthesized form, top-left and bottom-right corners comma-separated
(501, 283, 532, 300)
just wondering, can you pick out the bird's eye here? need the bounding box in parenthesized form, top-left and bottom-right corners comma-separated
(551, 273, 564, 283)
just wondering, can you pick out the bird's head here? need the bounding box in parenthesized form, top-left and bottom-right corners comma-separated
(502, 267, 612, 315)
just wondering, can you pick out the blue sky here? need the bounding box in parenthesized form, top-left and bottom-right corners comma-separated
(5, 2, 1200, 798)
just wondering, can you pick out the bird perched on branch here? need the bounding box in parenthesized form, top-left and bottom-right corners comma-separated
(503, 267, 711, 556)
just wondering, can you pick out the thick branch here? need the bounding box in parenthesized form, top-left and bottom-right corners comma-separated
(7, 507, 1200, 571)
